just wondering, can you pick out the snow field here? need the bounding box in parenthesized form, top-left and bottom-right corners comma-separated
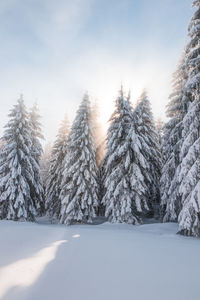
(0, 220, 200, 300)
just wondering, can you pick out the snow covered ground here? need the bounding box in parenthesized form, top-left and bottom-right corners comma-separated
(0, 219, 200, 300)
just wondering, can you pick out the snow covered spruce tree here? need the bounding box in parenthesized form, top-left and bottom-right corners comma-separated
(178, 97, 200, 237)
(177, 1, 200, 236)
(0, 96, 36, 221)
(134, 91, 161, 216)
(160, 55, 187, 222)
(45, 115, 70, 220)
(102, 88, 150, 224)
(59, 94, 99, 225)
(29, 103, 44, 215)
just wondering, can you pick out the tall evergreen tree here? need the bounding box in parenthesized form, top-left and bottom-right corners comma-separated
(134, 91, 161, 216)
(29, 103, 44, 215)
(60, 94, 99, 225)
(160, 56, 187, 222)
(178, 98, 200, 237)
(0, 97, 36, 221)
(177, 0, 200, 236)
(102, 88, 149, 224)
(45, 115, 70, 220)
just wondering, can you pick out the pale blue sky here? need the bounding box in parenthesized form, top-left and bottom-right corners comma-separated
(0, 0, 193, 141)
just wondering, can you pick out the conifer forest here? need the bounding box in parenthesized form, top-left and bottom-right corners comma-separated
(0, 1, 200, 300)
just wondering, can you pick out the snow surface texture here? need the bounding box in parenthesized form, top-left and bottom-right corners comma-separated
(0, 219, 200, 300)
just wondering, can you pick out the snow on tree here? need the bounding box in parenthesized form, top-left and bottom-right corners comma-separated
(0, 96, 36, 221)
(160, 56, 188, 222)
(155, 118, 164, 146)
(60, 94, 99, 225)
(45, 115, 70, 220)
(98, 158, 107, 216)
(175, 0, 200, 236)
(0, 138, 5, 158)
(29, 103, 44, 215)
(0, 137, 4, 150)
(40, 142, 52, 189)
(102, 88, 149, 224)
(178, 97, 200, 237)
(134, 91, 161, 216)
(184, 0, 200, 101)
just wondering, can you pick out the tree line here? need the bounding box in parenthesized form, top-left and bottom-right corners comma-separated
(0, 90, 161, 225)
(0, 0, 200, 237)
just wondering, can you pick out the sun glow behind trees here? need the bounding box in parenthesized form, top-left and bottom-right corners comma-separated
(83, 58, 172, 135)
(0, 52, 174, 143)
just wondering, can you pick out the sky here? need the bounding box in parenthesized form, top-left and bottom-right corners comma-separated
(0, 0, 193, 143)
